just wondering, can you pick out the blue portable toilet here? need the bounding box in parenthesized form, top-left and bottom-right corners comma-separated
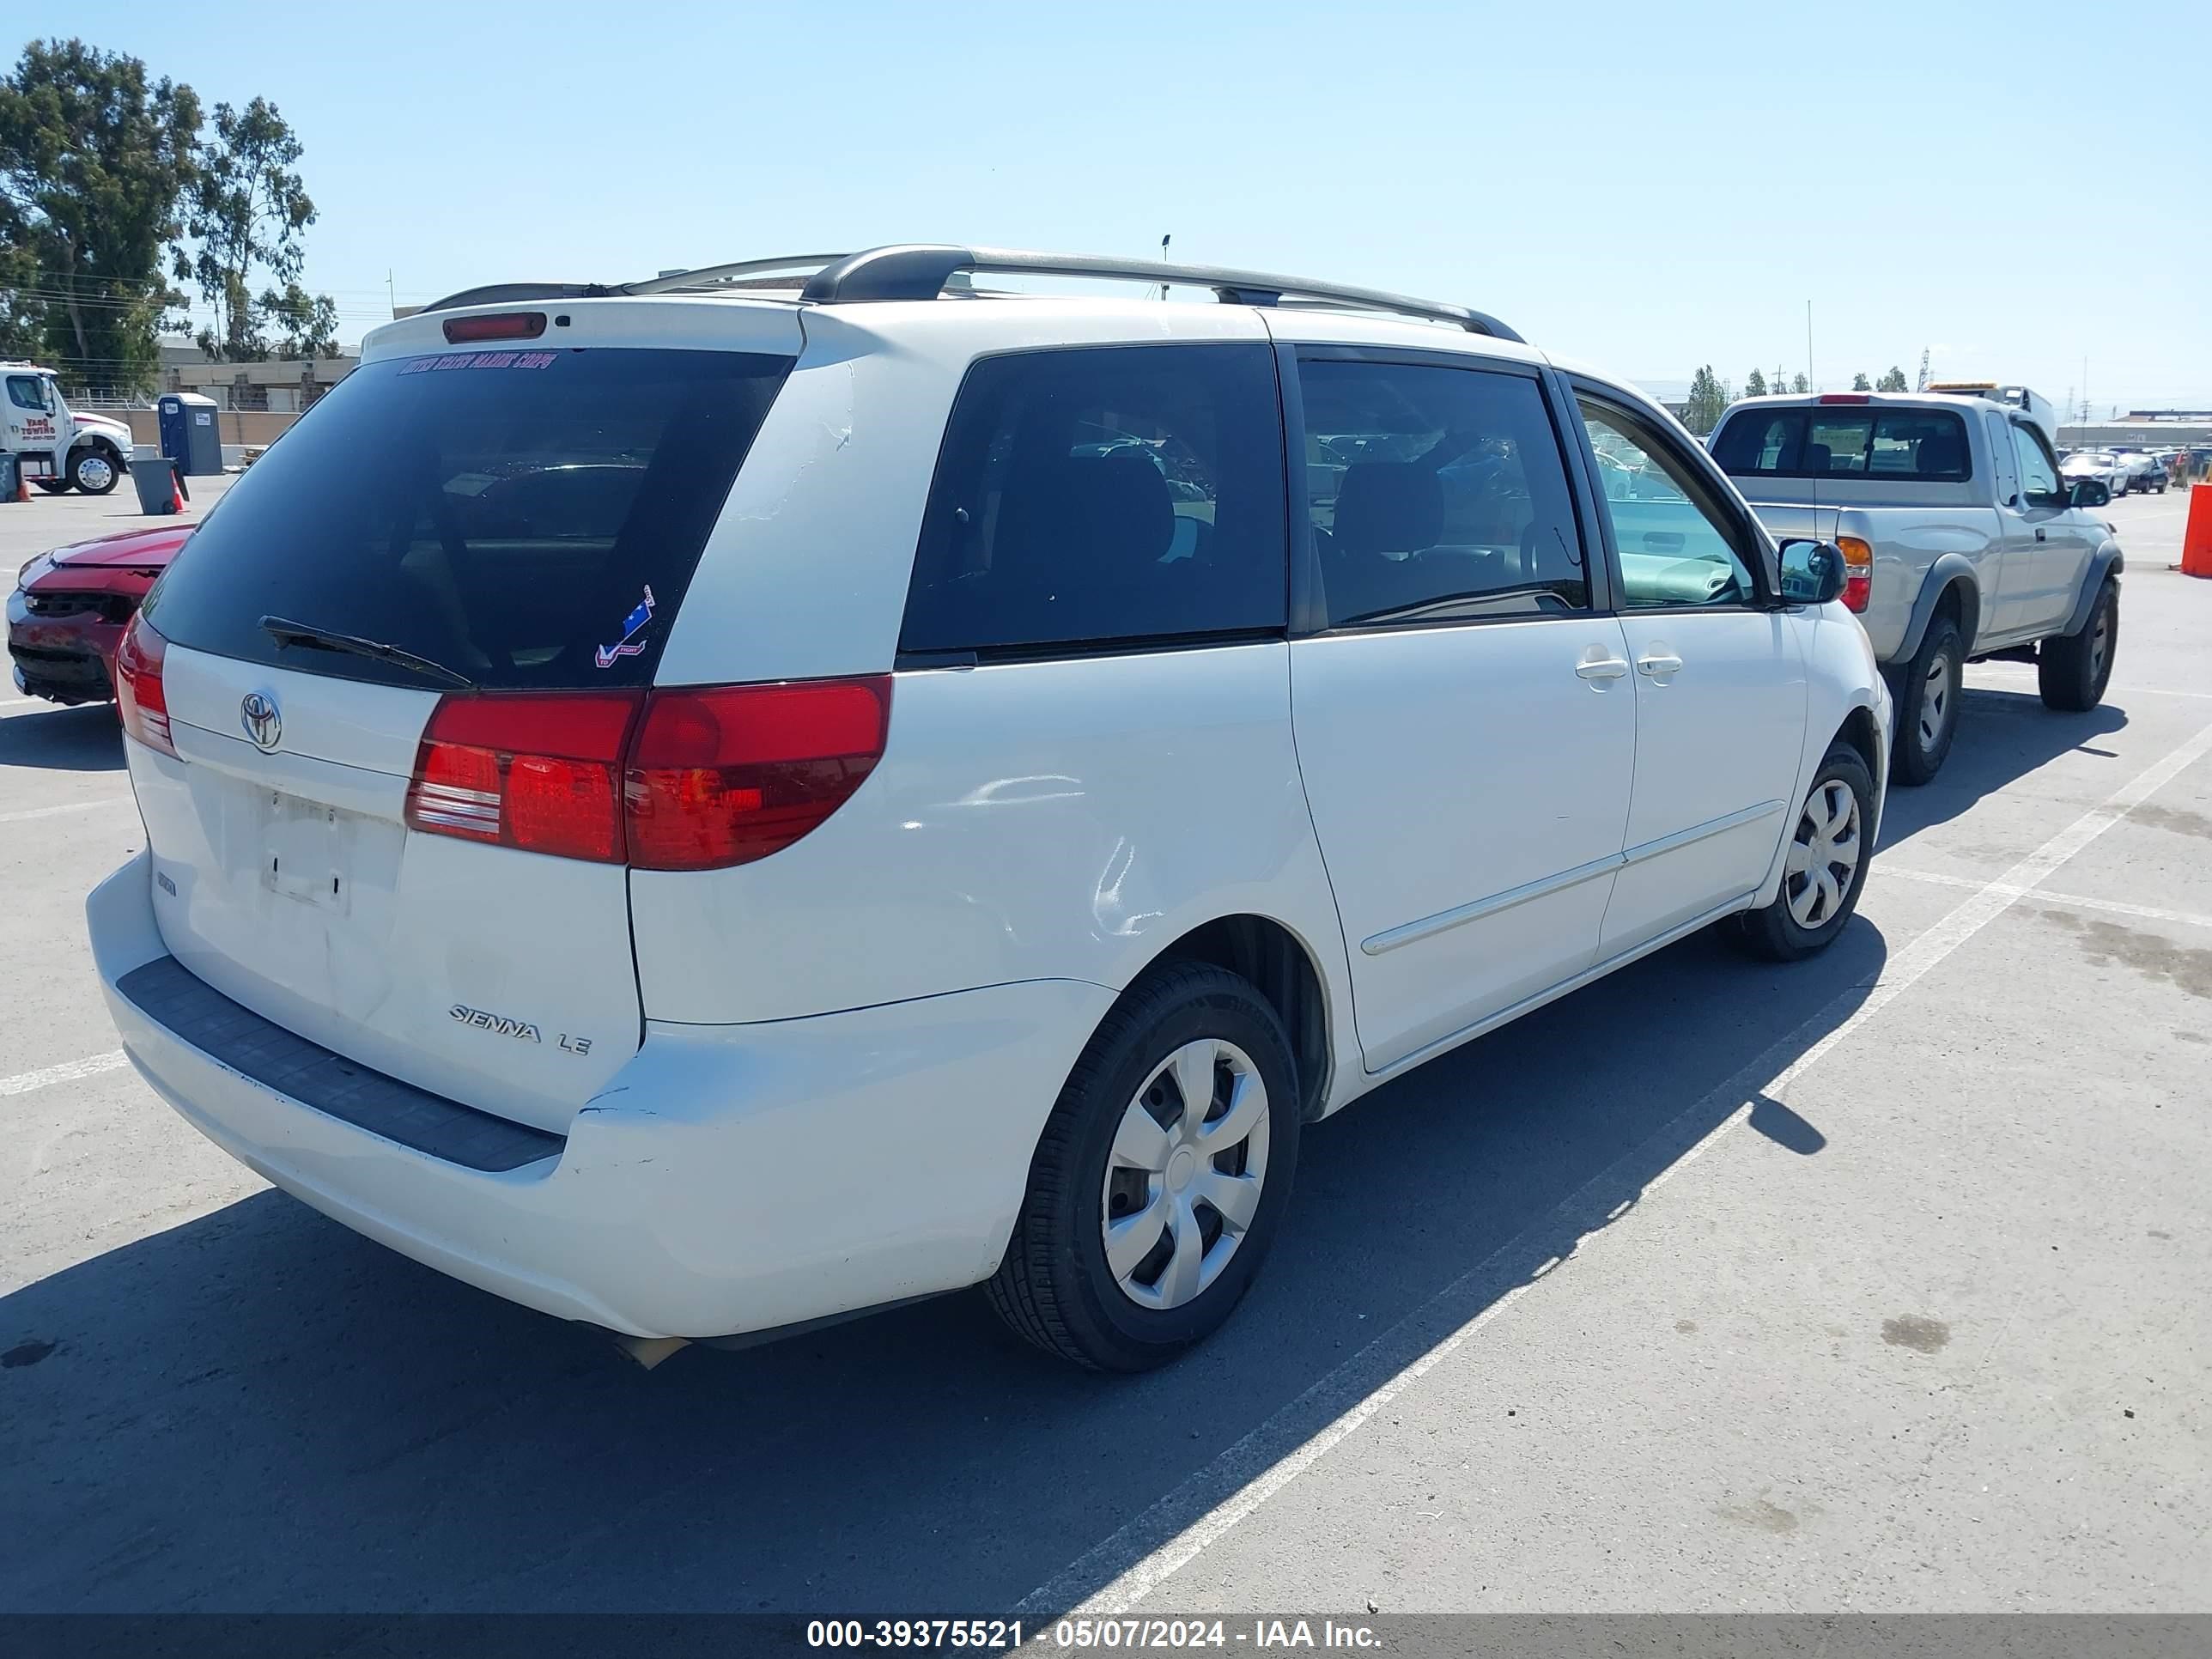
(156, 392, 223, 476)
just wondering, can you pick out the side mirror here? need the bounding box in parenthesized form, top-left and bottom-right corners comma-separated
(2069, 479, 2109, 508)
(1777, 538, 1847, 605)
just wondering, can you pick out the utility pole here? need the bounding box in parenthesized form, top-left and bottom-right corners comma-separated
(1805, 301, 1815, 392)
(1159, 235, 1170, 301)
(386, 270, 397, 319)
(1917, 348, 1929, 392)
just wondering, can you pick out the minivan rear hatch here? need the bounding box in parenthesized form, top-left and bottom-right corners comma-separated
(124, 309, 799, 1133)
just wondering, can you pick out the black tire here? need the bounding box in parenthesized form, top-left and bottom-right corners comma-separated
(1730, 741, 1876, 963)
(33, 477, 71, 495)
(1890, 615, 1964, 786)
(2039, 578, 2118, 713)
(69, 446, 120, 495)
(987, 961, 1300, 1372)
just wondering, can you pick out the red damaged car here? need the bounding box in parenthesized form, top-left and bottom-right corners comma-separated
(8, 525, 192, 707)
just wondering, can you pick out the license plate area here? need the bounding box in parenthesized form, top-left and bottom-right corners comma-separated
(258, 789, 356, 914)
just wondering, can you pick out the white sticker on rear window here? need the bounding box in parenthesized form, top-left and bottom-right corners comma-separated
(399, 350, 560, 375)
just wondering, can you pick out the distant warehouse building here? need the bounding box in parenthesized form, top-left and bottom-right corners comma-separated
(157, 339, 356, 412)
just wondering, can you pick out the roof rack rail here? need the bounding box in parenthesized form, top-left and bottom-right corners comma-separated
(625, 244, 1522, 342)
(421, 246, 1523, 342)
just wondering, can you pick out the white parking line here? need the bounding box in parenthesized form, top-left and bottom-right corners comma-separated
(1881, 865, 2212, 932)
(0, 798, 128, 825)
(0, 1050, 126, 1097)
(1015, 714, 2212, 1622)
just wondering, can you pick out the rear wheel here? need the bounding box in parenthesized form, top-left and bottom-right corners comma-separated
(1891, 617, 1963, 785)
(1730, 743, 1875, 962)
(2039, 579, 2118, 712)
(33, 477, 71, 495)
(987, 962, 1299, 1371)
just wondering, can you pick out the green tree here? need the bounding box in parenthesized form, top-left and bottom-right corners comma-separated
(1744, 368, 1768, 398)
(1850, 371, 1872, 392)
(176, 96, 322, 362)
(1683, 364, 1730, 435)
(1875, 365, 1909, 392)
(0, 40, 199, 392)
(258, 280, 337, 359)
(1792, 373, 1810, 393)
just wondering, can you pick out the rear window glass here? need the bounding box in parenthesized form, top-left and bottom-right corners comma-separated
(143, 347, 792, 690)
(901, 343, 1286, 658)
(1712, 408, 1971, 482)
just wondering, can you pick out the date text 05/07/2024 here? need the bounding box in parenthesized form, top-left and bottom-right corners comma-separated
(805, 1618, 1385, 1650)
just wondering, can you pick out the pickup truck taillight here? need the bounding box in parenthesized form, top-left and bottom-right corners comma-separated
(1837, 537, 1873, 613)
(114, 612, 176, 757)
(403, 677, 892, 870)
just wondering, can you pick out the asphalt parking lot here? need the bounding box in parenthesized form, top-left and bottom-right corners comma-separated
(1, 483, 2206, 1616)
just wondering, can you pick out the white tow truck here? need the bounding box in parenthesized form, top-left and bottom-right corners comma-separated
(2, 362, 136, 495)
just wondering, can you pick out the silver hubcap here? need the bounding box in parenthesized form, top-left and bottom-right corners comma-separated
(1917, 654, 1953, 751)
(1101, 1039, 1270, 1311)
(1785, 780, 1863, 929)
(76, 454, 112, 491)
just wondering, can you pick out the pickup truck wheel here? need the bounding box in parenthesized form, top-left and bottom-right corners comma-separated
(1730, 743, 1875, 963)
(986, 962, 1299, 1372)
(33, 477, 72, 495)
(1893, 617, 1963, 785)
(2039, 579, 2117, 713)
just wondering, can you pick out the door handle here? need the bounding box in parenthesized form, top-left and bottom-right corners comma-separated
(2035, 528, 2046, 541)
(1636, 653, 1684, 678)
(1575, 656, 1631, 681)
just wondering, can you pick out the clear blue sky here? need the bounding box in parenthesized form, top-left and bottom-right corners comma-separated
(16, 1, 2209, 410)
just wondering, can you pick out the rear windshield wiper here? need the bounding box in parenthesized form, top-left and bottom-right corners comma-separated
(259, 616, 476, 690)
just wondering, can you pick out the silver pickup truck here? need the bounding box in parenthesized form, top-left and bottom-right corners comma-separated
(1711, 392, 2124, 782)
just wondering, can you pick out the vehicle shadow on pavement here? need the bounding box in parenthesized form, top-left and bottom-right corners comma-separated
(0, 705, 124, 773)
(1875, 688, 2125, 852)
(0, 916, 1887, 1616)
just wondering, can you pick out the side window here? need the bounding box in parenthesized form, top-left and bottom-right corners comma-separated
(1577, 399, 1759, 609)
(902, 344, 1285, 656)
(6, 376, 49, 412)
(1984, 412, 2019, 504)
(1296, 358, 1587, 628)
(2012, 423, 2063, 508)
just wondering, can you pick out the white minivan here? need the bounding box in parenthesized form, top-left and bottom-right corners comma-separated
(90, 246, 1891, 1370)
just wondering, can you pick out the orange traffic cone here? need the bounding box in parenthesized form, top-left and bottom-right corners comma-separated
(169, 473, 185, 514)
(11, 468, 28, 504)
(2183, 484, 2212, 580)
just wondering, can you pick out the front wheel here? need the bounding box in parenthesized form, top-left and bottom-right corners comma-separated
(70, 447, 119, 495)
(1730, 743, 1875, 962)
(987, 962, 1299, 1371)
(2039, 579, 2117, 712)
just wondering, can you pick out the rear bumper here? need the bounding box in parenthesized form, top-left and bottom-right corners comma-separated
(88, 851, 1114, 1339)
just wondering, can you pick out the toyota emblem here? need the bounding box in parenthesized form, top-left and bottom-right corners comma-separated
(240, 690, 282, 751)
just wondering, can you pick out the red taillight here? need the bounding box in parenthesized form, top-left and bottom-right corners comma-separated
(625, 677, 892, 871)
(1818, 393, 1872, 404)
(1837, 536, 1875, 614)
(114, 612, 175, 757)
(441, 311, 547, 344)
(404, 691, 642, 862)
(402, 676, 891, 870)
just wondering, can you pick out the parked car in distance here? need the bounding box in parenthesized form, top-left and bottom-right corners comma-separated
(1712, 391, 2124, 784)
(2061, 449, 2132, 496)
(9, 526, 193, 706)
(2112, 450, 2165, 493)
(89, 245, 1891, 1373)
